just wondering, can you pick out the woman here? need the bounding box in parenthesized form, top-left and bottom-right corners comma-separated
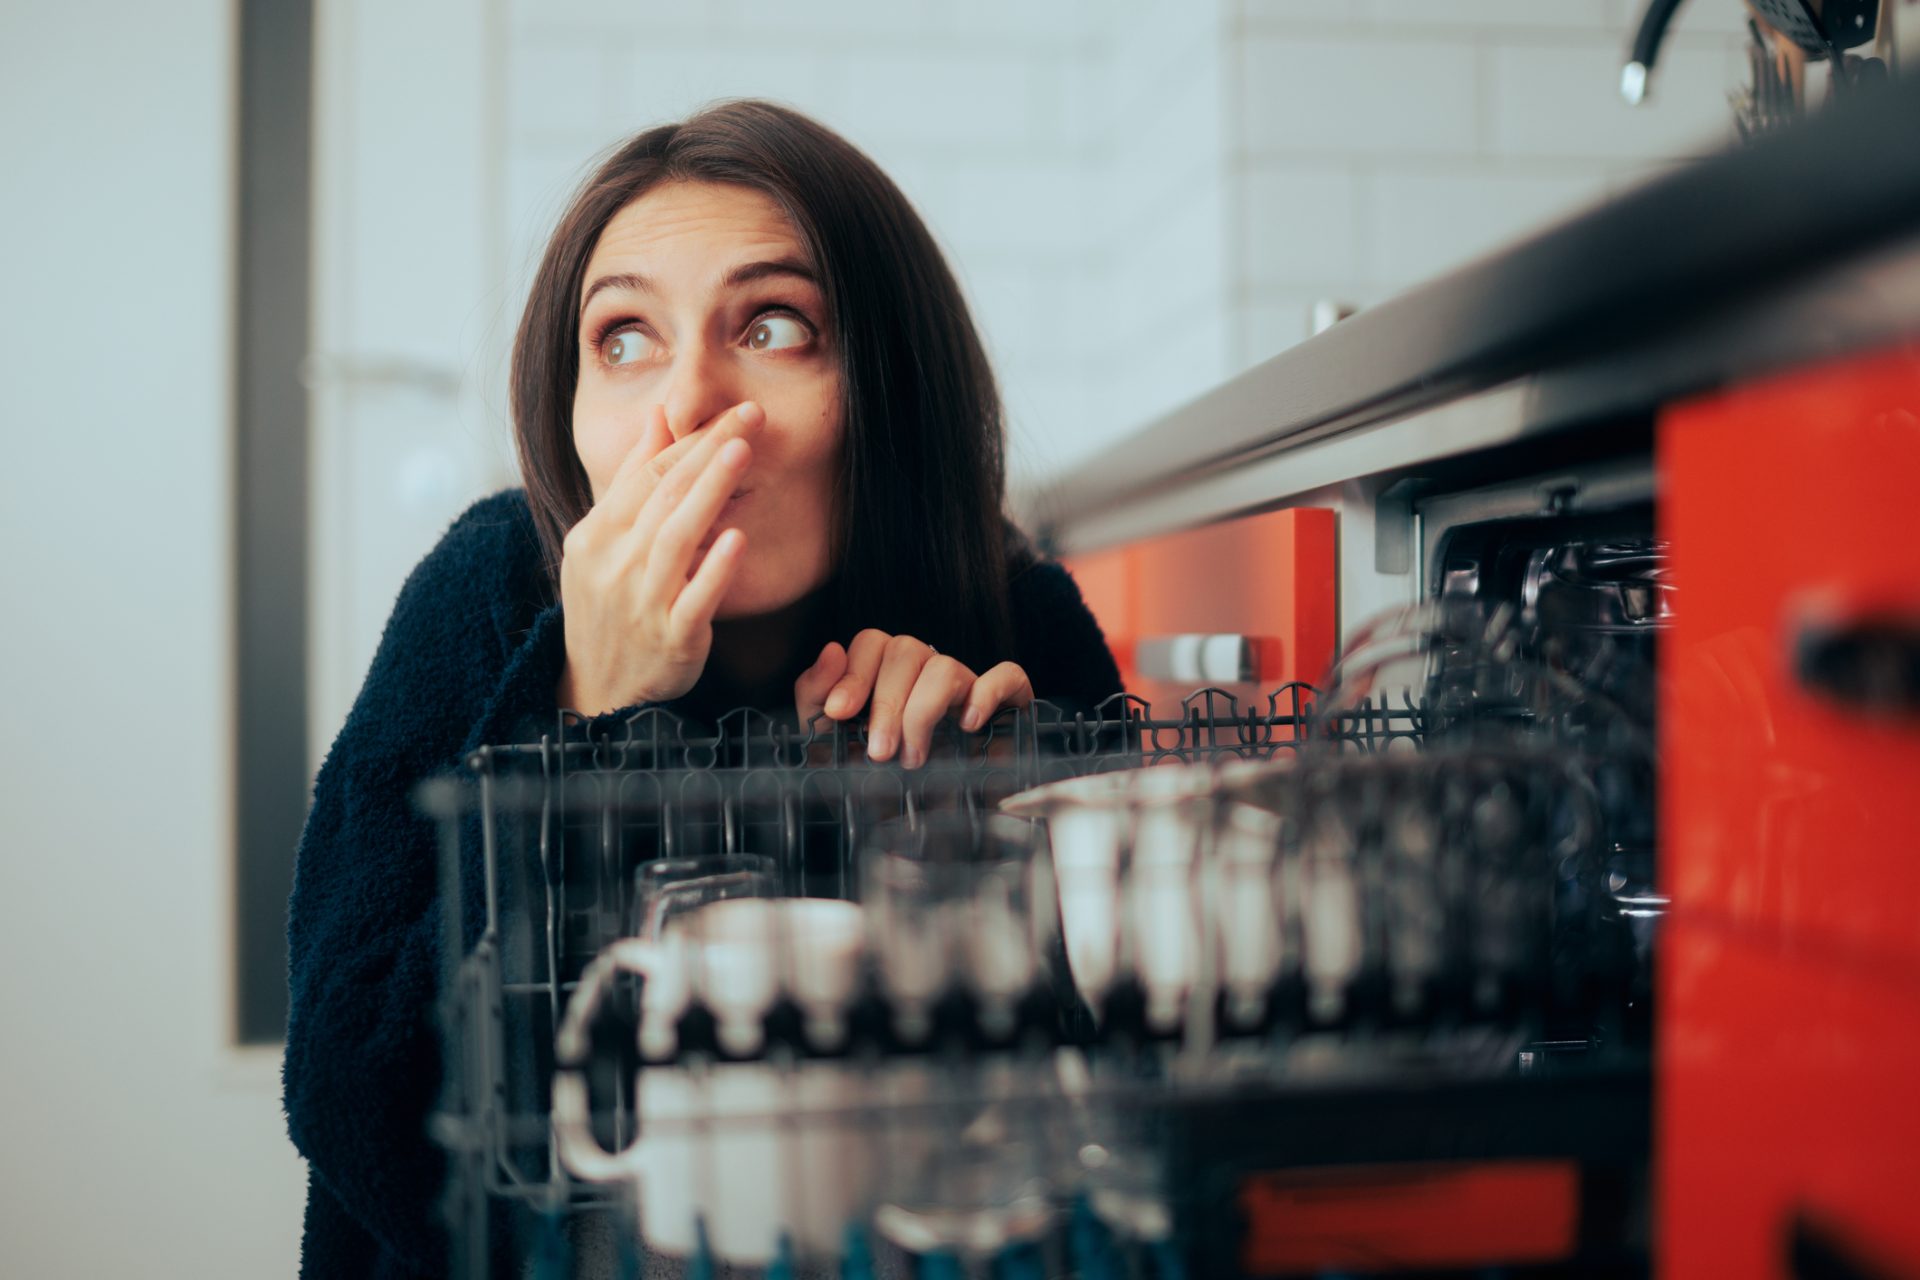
(283, 99, 1124, 1277)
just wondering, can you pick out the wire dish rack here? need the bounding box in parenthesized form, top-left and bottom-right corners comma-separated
(417, 682, 1652, 1280)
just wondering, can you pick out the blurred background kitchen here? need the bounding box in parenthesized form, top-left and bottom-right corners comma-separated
(0, 0, 1850, 1275)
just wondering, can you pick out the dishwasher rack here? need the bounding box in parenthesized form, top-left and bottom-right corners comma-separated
(417, 683, 1649, 1279)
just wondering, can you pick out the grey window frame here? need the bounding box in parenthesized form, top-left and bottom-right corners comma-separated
(234, 0, 313, 1045)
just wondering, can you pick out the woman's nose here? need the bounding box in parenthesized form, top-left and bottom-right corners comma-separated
(659, 344, 739, 442)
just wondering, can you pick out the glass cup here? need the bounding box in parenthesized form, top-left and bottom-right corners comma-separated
(860, 811, 1048, 1044)
(630, 854, 778, 941)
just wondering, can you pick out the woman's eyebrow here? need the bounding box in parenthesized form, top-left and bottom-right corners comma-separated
(578, 258, 819, 320)
(578, 271, 654, 319)
(721, 257, 817, 289)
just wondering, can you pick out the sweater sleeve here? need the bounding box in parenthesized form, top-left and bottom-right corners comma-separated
(283, 494, 580, 1276)
(1008, 557, 1127, 716)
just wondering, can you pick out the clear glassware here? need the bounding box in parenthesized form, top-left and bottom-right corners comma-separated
(871, 1081, 1056, 1269)
(629, 853, 777, 940)
(859, 811, 1049, 1045)
(860, 814, 1059, 1268)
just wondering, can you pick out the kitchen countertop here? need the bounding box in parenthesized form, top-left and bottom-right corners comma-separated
(1023, 75, 1920, 556)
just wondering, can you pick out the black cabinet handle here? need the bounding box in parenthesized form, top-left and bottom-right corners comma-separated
(1788, 1211, 1913, 1280)
(1793, 614, 1920, 718)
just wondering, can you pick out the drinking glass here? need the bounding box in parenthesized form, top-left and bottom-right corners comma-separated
(630, 854, 778, 941)
(860, 811, 1048, 1043)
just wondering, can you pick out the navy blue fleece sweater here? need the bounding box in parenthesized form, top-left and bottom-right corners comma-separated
(282, 488, 1125, 1278)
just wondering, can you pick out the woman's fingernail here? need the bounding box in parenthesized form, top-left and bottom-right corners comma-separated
(825, 690, 849, 718)
(868, 727, 892, 760)
(736, 401, 764, 428)
(901, 744, 922, 770)
(961, 707, 983, 732)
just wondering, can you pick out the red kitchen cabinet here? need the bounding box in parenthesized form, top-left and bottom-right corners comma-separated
(1662, 923, 1920, 1278)
(1660, 341, 1920, 1278)
(1064, 507, 1337, 709)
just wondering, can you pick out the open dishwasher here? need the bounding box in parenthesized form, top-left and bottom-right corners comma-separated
(419, 588, 1657, 1278)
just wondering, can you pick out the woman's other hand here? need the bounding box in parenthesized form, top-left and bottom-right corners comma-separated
(556, 400, 767, 714)
(793, 630, 1033, 767)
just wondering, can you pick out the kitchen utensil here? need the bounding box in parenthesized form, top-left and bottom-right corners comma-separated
(999, 764, 1224, 1031)
(859, 811, 1050, 1045)
(552, 897, 870, 1264)
(629, 854, 776, 942)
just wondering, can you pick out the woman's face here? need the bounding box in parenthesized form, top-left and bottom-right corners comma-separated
(572, 180, 842, 619)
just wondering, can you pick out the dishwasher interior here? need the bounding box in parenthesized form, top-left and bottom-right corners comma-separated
(421, 448, 1671, 1279)
(1419, 460, 1668, 1051)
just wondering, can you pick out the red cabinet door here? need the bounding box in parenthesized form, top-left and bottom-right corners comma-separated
(1064, 506, 1337, 710)
(1660, 341, 1920, 1278)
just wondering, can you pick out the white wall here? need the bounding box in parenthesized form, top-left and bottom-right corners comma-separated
(0, 3, 308, 1276)
(309, 0, 512, 768)
(1091, 0, 1242, 461)
(1226, 0, 1749, 364)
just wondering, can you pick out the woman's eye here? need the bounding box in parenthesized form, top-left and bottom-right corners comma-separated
(744, 314, 810, 352)
(601, 326, 660, 367)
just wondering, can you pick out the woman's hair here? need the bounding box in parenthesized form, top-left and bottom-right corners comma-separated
(512, 99, 1023, 673)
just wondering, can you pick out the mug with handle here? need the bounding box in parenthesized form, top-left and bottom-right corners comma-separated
(553, 895, 872, 1264)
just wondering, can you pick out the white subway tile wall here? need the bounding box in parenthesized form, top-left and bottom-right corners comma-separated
(1239, 166, 1364, 288)
(1237, 37, 1483, 157)
(1226, 0, 1748, 383)
(1078, 7, 1235, 471)
(496, 0, 1747, 485)
(1365, 0, 1627, 29)
(1487, 39, 1737, 158)
(1367, 168, 1613, 287)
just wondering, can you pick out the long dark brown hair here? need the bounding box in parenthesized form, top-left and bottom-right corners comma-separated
(511, 99, 1024, 674)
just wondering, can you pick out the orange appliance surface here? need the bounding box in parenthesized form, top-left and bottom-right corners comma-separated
(1660, 341, 1920, 1278)
(1239, 1160, 1580, 1274)
(1062, 507, 1337, 709)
